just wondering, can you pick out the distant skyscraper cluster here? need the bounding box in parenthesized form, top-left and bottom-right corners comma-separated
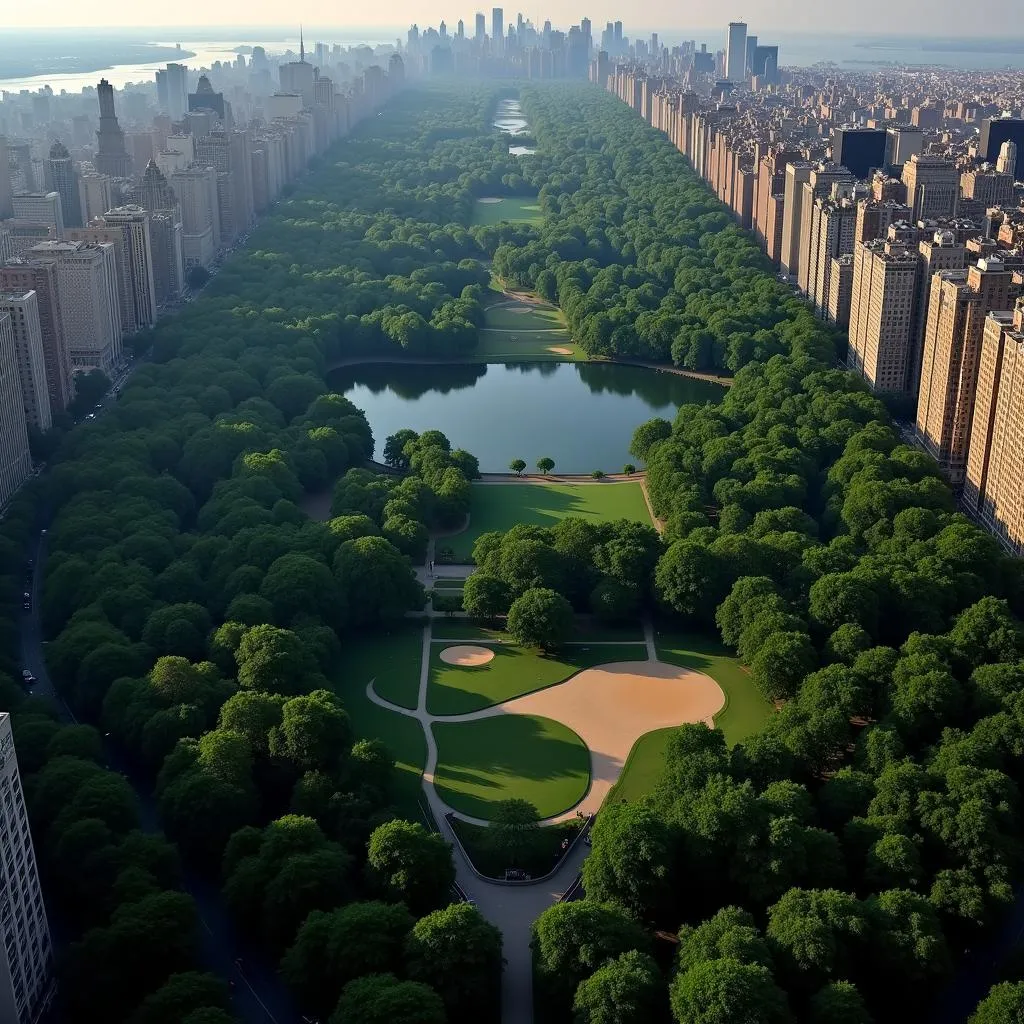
(605, 28, 1024, 554)
(0, 29, 405, 511)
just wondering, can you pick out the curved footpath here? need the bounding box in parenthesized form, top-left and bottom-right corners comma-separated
(20, 535, 298, 1024)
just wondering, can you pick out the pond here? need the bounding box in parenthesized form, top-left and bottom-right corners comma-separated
(508, 145, 537, 156)
(493, 97, 531, 136)
(329, 361, 725, 473)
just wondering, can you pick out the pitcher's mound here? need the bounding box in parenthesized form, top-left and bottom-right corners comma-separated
(440, 645, 495, 666)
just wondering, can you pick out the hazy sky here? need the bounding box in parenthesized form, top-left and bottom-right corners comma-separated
(1, 0, 1016, 36)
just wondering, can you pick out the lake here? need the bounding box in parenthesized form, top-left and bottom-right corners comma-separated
(493, 97, 531, 137)
(329, 361, 724, 473)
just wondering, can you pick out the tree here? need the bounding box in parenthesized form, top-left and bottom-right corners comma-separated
(510, 458, 527, 476)
(128, 972, 230, 1024)
(506, 587, 574, 650)
(185, 265, 210, 290)
(573, 950, 665, 1024)
(622, 464, 636, 476)
(271, 689, 352, 771)
(490, 798, 540, 865)
(462, 572, 512, 620)
(384, 429, 419, 470)
(406, 903, 503, 1021)
(592, 470, 606, 480)
(366, 820, 455, 916)
(807, 982, 872, 1024)
(235, 624, 322, 696)
(630, 418, 672, 462)
(969, 982, 1024, 1024)
(669, 957, 793, 1024)
(332, 974, 446, 1024)
(537, 457, 555, 475)
(750, 631, 817, 702)
(333, 536, 425, 625)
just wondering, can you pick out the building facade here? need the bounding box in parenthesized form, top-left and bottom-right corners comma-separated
(0, 291, 50, 432)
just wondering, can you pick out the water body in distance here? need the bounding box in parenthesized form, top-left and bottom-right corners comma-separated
(493, 98, 530, 136)
(330, 361, 724, 473)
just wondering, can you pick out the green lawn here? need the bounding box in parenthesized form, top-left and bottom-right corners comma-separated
(606, 728, 675, 805)
(427, 641, 648, 715)
(471, 196, 544, 226)
(484, 302, 564, 331)
(656, 630, 772, 746)
(474, 330, 583, 361)
(332, 628, 427, 818)
(430, 620, 508, 641)
(431, 618, 645, 643)
(433, 714, 590, 819)
(448, 482, 653, 561)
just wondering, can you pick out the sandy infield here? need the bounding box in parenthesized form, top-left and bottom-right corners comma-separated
(449, 661, 724, 819)
(548, 346, 573, 354)
(477, 197, 503, 204)
(440, 645, 496, 667)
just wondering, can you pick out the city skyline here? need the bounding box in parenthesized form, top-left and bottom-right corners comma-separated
(1, 4, 1022, 36)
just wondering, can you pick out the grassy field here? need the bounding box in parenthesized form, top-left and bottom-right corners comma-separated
(433, 714, 590, 819)
(484, 302, 564, 331)
(474, 330, 584, 361)
(430, 618, 645, 643)
(606, 728, 675, 805)
(332, 628, 427, 819)
(427, 641, 648, 715)
(472, 196, 544, 226)
(448, 482, 653, 561)
(656, 630, 772, 746)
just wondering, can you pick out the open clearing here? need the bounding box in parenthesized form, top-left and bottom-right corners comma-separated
(484, 302, 564, 331)
(433, 713, 590, 819)
(435, 660, 725, 820)
(427, 641, 648, 715)
(448, 481, 653, 561)
(471, 196, 544, 226)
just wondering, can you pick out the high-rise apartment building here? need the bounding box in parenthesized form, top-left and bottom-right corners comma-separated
(169, 165, 219, 268)
(43, 143, 81, 229)
(916, 259, 1018, 485)
(902, 154, 959, 222)
(779, 162, 812, 280)
(963, 300, 1024, 552)
(94, 79, 133, 178)
(10, 195, 63, 240)
(855, 198, 912, 244)
(725, 22, 747, 83)
(827, 253, 855, 327)
(961, 166, 1014, 208)
(0, 138, 13, 220)
(797, 164, 855, 297)
(0, 712, 53, 1020)
(997, 141, 1017, 179)
(0, 291, 50, 431)
(809, 195, 858, 316)
(29, 240, 121, 374)
(910, 230, 967, 396)
(194, 131, 254, 246)
(832, 127, 886, 180)
(77, 173, 112, 226)
(99, 207, 158, 331)
(0, 318, 34, 508)
(475, 12, 486, 40)
(492, 8, 504, 50)
(0, 261, 71, 414)
(67, 224, 135, 338)
(848, 239, 919, 392)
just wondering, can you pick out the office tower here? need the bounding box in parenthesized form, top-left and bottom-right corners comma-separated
(797, 165, 855, 297)
(44, 143, 81, 229)
(9, 145, 35, 193)
(138, 159, 177, 212)
(170, 165, 219, 266)
(827, 254, 855, 327)
(136, 163, 182, 305)
(0, 138, 12, 220)
(916, 260, 1017, 485)
(911, 230, 967, 395)
(884, 125, 924, 168)
(856, 198, 912, 243)
(997, 141, 1017, 179)
(10, 195, 63, 241)
(779, 162, 812, 280)
(0, 291, 50, 431)
(78, 173, 112, 225)
(165, 63, 188, 120)
(194, 131, 254, 245)
(66, 224, 134, 337)
(0, 315, 34, 506)
(29, 241, 121, 374)
(99, 207, 158, 331)
(902, 154, 959, 222)
(0, 261, 71, 414)
(963, 300, 1024, 551)
(744, 34, 758, 76)
(0, 713, 54, 1022)
(475, 13, 486, 40)
(94, 79, 133, 178)
(492, 8, 504, 50)
(848, 239, 918, 392)
(189, 75, 230, 124)
(750, 45, 778, 82)
(809, 195, 858, 316)
(725, 22, 747, 82)
(979, 117, 1024, 165)
(832, 127, 886, 180)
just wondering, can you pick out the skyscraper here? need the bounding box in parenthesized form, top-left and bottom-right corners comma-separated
(997, 141, 1017, 179)
(10, 195, 63, 240)
(78, 173, 112, 225)
(492, 8, 504, 50)
(725, 22, 747, 83)
(94, 79, 132, 178)
(902, 154, 959, 222)
(779, 162, 812, 280)
(916, 259, 1018, 485)
(963, 300, 1024, 552)
(44, 143, 81, 229)
(0, 261, 72, 414)
(0, 713, 53, 1020)
(0, 137, 14, 220)
(475, 12, 486, 41)
(0, 315, 34, 507)
(797, 164, 855, 297)
(0, 291, 51, 431)
(99, 207, 158, 331)
(979, 117, 1024, 165)
(848, 239, 919, 392)
(165, 63, 189, 120)
(832, 127, 887, 180)
(884, 126, 924, 169)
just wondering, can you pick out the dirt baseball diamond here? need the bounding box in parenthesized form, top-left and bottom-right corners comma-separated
(439, 645, 496, 667)
(439, 660, 726, 821)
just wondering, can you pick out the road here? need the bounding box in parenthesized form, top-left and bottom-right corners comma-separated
(19, 533, 299, 1024)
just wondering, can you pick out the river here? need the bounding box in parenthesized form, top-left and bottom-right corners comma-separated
(329, 360, 723, 473)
